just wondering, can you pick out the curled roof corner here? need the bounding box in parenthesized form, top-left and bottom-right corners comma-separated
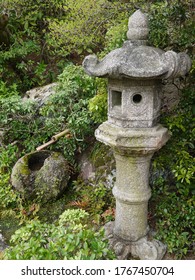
(83, 10, 191, 80)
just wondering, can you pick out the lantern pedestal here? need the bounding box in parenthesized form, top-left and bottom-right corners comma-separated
(95, 123, 170, 259)
(104, 221, 166, 260)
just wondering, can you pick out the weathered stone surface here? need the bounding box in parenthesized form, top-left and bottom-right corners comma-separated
(127, 10, 149, 41)
(105, 222, 166, 260)
(83, 10, 191, 260)
(83, 44, 191, 80)
(11, 150, 70, 203)
(107, 79, 162, 128)
(77, 150, 95, 181)
(113, 153, 151, 242)
(95, 123, 171, 155)
(83, 45, 167, 79)
(83, 10, 191, 80)
(97, 122, 170, 256)
(23, 83, 57, 106)
(162, 78, 182, 111)
(131, 237, 167, 260)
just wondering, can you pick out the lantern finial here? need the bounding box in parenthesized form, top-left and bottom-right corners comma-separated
(127, 10, 149, 41)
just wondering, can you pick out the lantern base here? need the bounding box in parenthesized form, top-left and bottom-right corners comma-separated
(105, 221, 166, 260)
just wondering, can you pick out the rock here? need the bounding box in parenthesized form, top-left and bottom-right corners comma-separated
(23, 83, 57, 106)
(78, 150, 95, 181)
(11, 150, 70, 204)
(104, 222, 166, 260)
(131, 237, 167, 260)
(77, 144, 116, 184)
(162, 78, 183, 112)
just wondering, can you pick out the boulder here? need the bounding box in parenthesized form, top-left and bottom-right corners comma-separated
(23, 83, 57, 106)
(11, 150, 70, 204)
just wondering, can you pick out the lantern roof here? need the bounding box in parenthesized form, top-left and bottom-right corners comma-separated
(83, 10, 191, 80)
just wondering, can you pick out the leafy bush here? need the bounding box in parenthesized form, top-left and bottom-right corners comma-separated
(46, 0, 132, 57)
(40, 64, 96, 162)
(72, 180, 115, 222)
(150, 86, 195, 258)
(0, 34, 43, 91)
(0, 81, 19, 97)
(1, 0, 67, 91)
(88, 78, 108, 123)
(0, 64, 96, 158)
(0, 0, 134, 92)
(99, 17, 128, 58)
(0, 64, 98, 217)
(147, 0, 195, 51)
(0, 97, 38, 146)
(154, 189, 194, 258)
(4, 209, 115, 260)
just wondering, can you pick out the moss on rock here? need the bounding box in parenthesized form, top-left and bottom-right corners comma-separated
(11, 151, 71, 204)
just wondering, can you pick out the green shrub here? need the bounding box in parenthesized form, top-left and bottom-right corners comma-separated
(147, 0, 195, 51)
(151, 184, 195, 259)
(0, 64, 98, 215)
(99, 18, 128, 58)
(151, 85, 195, 258)
(72, 180, 115, 221)
(0, 37, 42, 91)
(4, 209, 115, 260)
(1, 0, 67, 90)
(0, 145, 20, 211)
(40, 64, 96, 162)
(0, 81, 19, 97)
(88, 78, 108, 123)
(0, 64, 96, 159)
(46, 0, 132, 57)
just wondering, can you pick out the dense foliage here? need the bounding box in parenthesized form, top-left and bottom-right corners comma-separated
(0, 64, 96, 159)
(0, 0, 133, 92)
(0, 0, 194, 259)
(4, 209, 115, 260)
(150, 86, 195, 258)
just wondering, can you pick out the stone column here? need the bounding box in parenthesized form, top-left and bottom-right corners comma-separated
(96, 123, 170, 259)
(113, 152, 152, 242)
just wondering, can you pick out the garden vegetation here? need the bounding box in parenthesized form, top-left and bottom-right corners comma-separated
(0, 0, 194, 259)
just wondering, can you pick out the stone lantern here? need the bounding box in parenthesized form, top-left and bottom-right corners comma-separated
(83, 10, 191, 260)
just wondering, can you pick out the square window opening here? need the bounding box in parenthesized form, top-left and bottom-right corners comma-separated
(111, 90, 122, 110)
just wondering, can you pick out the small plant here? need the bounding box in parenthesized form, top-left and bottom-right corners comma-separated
(0, 81, 19, 97)
(72, 179, 115, 223)
(4, 209, 115, 260)
(0, 145, 20, 209)
(152, 186, 195, 259)
(101, 207, 115, 223)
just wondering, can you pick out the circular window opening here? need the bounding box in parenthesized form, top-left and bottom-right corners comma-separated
(132, 93, 142, 104)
